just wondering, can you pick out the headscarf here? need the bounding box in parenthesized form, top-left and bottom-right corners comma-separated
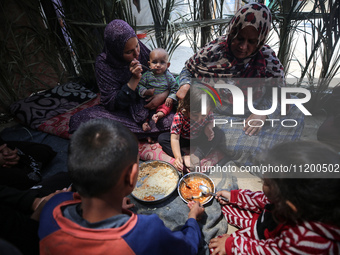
(95, 19, 150, 110)
(185, 3, 282, 80)
(229, 2, 271, 48)
(102, 19, 149, 68)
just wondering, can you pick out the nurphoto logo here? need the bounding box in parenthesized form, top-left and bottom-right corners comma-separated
(197, 78, 311, 128)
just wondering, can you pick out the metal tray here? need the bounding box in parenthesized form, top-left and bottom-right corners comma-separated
(178, 172, 215, 205)
(131, 160, 180, 204)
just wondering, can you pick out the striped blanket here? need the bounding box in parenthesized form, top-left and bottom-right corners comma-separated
(214, 99, 305, 173)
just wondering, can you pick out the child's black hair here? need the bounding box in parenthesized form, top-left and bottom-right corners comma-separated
(68, 118, 138, 197)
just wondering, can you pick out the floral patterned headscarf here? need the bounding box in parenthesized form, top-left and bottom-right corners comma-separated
(228, 3, 271, 49)
(185, 3, 281, 80)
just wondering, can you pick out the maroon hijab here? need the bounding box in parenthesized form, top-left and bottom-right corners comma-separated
(95, 20, 151, 108)
(102, 19, 150, 69)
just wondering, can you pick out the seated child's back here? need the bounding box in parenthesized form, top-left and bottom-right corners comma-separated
(38, 118, 204, 255)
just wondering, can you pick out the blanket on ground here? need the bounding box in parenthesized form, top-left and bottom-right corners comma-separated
(129, 166, 238, 255)
(0, 125, 69, 178)
(8, 82, 225, 166)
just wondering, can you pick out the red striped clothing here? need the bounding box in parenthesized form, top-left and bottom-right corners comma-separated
(220, 189, 340, 255)
(170, 111, 214, 139)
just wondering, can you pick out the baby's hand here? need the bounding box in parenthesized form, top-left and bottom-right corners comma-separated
(188, 201, 204, 220)
(152, 114, 159, 123)
(204, 125, 214, 141)
(216, 190, 231, 205)
(144, 88, 155, 96)
(165, 98, 173, 107)
(152, 112, 165, 123)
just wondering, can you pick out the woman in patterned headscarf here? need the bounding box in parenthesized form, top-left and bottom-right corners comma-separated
(176, 3, 304, 167)
(69, 20, 173, 139)
(183, 3, 279, 82)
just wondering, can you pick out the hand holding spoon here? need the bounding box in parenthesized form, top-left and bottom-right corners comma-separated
(199, 185, 229, 202)
(141, 64, 156, 72)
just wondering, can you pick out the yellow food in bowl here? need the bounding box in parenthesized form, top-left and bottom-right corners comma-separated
(179, 176, 214, 204)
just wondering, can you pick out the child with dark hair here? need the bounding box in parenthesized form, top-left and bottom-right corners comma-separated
(38, 118, 204, 255)
(209, 140, 340, 255)
(158, 85, 224, 171)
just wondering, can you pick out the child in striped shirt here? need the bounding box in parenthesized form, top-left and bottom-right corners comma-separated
(209, 140, 340, 255)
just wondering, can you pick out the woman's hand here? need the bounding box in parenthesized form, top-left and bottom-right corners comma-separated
(209, 234, 230, 255)
(144, 88, 155, 97)
(129, 58, 143, 79)
(144, 90, 169, 110)
(243, 114, 267, 136)
(176, 84, 190, 100)
(0, 144, 20, 168)
(127, 59, 143, 91)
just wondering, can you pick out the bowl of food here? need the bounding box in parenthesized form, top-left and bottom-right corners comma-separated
(178, 172, 215, 205)
(131, 160, 179, 203)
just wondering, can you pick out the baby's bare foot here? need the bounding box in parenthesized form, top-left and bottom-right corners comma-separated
(147, 137, 155, 143)
(142, 122, 151, 132)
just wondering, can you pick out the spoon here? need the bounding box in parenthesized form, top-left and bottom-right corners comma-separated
(141, 64, 156, 72)
(182, 179, 191, 189)
(199, 185, 229, 202)
(186, 194, 202, 200)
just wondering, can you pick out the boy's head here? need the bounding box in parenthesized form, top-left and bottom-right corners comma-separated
(149, 48, 170, 75)
(68, 118, 139, 198)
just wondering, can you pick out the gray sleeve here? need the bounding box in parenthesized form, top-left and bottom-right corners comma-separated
(178, 67, 193, 87)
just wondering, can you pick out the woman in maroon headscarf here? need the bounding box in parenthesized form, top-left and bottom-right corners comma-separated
(69, 20, 173, 139)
